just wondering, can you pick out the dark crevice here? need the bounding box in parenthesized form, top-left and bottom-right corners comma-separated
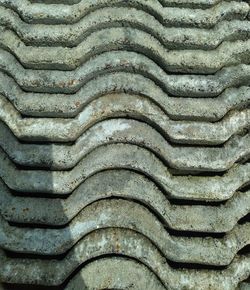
(239, 214, 250, 224)
(238, 244, 250, 255)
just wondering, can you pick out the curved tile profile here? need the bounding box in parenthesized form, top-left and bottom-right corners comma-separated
(0, 228, 249, 289)
(0, 119, 249, 171)
(0, 144, 249, 200)
(1, 49, 250, 96)
(1, 6, 250, 48)
(1, 199, 249, 266)
(1, 170, 249, 232)
(1, 27, 250, 71)
(1, 94, 249, 144)
(1, 72, 250, 120)
(0, 0, 248, 26)
(0, 1, 249, 289)
(65, 257, 166, 290)
(72, 262, 248, 290)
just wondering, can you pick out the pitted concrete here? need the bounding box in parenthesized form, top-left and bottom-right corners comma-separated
(1, 49, 250, 97)
(65, 257, 166, 290)
(161, 0, 248, 9)
(0, 199, 249, 266)
(0, 0, 248, 25)
(1, 49, 250, 96)
(0, 229, 250, 289)
(0, 71, 250, 120)
(1, 6, 250, 48)
(0, 171, 249, 232)
(0, 0, 249, 289)
(1, 26, 250, 71)
(0, 119, 249, 171)
(1, 94, 249, 144)
(0, 144, 249, 200)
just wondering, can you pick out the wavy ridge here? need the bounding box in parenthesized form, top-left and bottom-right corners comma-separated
(0, 1, 249, 288)
(1, 6, 250, 49)
(1, 170, 249, 232)
(0, 228, 249, 288)
(1, 197, 250, 264)
(1, 72, 250, 120)
(161, 0, 246, 8)
(66, 257, 249, 290)
(1, 93, 249, 144)
(1, 27, 250, 71)
(0, 0, 248, 26)
(0, 144, 249, 199)
(1, 49, 250, 96)
(0, 118, 249, 171)
(65, 257, 166, 290)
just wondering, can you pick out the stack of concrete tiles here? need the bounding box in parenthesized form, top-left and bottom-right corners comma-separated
(0, 0, 250, 289)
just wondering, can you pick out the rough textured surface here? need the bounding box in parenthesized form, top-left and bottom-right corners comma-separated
(1, 119, 249, 170)
(0, 1, 249, 289)
(1, 170, 249, 232)
(64, 257, 166, 290)
(1, 229, 250, 289)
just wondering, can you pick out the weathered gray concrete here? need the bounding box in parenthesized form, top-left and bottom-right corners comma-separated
(1, 229, 250, 289)
(0, 170, 248, 232)
(65, 257, 166, 290)
(0, 71, 250, 119)
(1, 6, 250, 48)
(0, 119, 249, 170)
(1, 26, 250, 71)
(1, 49, 250, 95)
(0, 0, 249, 289)
(0, 144, 249, 200)
(1, 199, 249, 266)
(0, 0, 248, 25)
(1, 93, 250, 144)
(161, 0, 248, 8)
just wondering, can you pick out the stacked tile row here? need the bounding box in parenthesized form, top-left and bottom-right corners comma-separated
(0, 0, 249, 289)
